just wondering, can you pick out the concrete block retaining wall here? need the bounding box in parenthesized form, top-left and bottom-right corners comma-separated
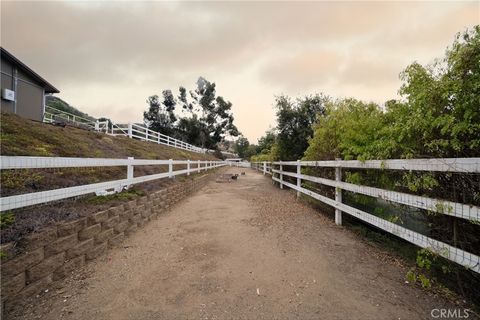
(0, 173, 213, 312)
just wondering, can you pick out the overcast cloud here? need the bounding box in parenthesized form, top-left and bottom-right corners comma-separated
(1, 1, 478, 142)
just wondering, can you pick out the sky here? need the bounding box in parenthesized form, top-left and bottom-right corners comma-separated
(1, 1, 478, 143)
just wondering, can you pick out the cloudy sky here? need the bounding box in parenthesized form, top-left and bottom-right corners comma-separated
(1, 1, 478, 142)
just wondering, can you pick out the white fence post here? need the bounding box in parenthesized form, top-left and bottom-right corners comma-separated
(95, 120, 99, 131)
(187, 159, 190, 176)
(296, 160, 301, 198)
(127, 157, 134, 186)
(263, 161, 266, 175)
(335, 158, 342, 225)
(128, 123, 133, 138)
(169, 159, 173, 178)
(198, 160, 201, 173)
(280, 163, 283, 189)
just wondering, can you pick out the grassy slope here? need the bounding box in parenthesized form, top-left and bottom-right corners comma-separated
(1, 112, 215, 160)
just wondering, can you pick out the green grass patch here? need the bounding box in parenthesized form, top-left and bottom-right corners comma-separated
(84, 188, 145, 205)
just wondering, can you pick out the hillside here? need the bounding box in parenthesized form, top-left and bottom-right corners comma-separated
(1, 112, 216, 159)
(0, 112, 219, 243)
(45, 96, 96, 121)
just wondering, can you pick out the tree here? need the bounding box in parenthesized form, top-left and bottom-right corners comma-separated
(143, 77, 240, 150)
(254, 129, 275, 154)
(303, 98, 386, 161)
(234, 136, 250, 159)
(192, 77, 239, 148)
(175, 114, 207, 147)
(183, 77, 239, 148)
(143, 91, 177, 136)
(178, 86, 193, 112)
(275, 94, 327, 160)
(391, 26, 480, 158)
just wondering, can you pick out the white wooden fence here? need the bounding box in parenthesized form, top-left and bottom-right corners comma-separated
(252, 158, 480, 273)
(44, 106, 108, 131)
(43, 107, 207, 154)
(0, 156, 225, 212)
(109, 123, 207, 153)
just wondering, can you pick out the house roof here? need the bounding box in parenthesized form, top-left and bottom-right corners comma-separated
(1, 47, 60, 94)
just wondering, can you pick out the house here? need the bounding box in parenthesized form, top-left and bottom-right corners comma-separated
(1, 47, 59, 122)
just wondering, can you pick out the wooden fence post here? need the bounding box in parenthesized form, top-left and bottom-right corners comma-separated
(280, 163, 283, 189)
(296, 160, 301, 198)
(168, 159, 173, 178)
(187, 160, 190, 176)
(127, 157, 134, 186)
(128, 123, 133, 138)
(335, 158, 342, 225)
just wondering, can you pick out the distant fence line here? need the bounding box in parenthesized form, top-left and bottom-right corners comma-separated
(43, 106, 238, 156)
(0, 156, 226, 212)
(251, 158, 480, 274)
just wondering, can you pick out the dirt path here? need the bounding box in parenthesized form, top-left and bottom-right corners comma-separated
(9, 168, 453, 320)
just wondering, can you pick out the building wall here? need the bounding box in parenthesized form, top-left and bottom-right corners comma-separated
(1, 59, 15, 113)
(0, 58, 45, 122)
(16, 81, 44, 121)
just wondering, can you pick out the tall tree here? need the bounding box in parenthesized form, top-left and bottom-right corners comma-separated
(187, 77, 239, 148)
(234, 136, 250, 158)
(256, 129, 276, 154)
(144, 77, 240, 149)
(275, 94, 327, 160)
(143, 91, 177, 136)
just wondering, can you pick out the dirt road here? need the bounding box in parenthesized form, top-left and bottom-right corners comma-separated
(9, 168, 453, 320)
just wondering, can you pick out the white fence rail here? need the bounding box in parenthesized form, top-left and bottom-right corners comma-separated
(252, 158, 480, 273)
(110, 123, 206, 153)
(229, 161, 252, 168)
(44, 106, 106, 131)
(0, 156, 225, 211)
(43, 106, 207, 154)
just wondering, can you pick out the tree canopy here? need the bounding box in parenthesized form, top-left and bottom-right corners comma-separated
(143, 77, 239, 150)
(304, 26, 480, 162)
